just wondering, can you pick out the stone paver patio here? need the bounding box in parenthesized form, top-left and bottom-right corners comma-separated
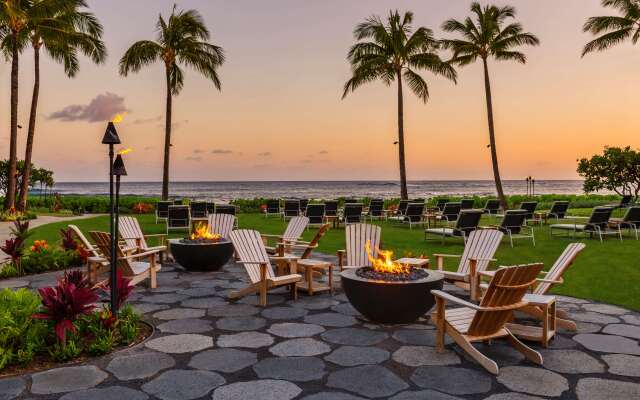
(2, 255, 640, 400)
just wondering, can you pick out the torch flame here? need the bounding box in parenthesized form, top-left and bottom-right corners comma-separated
(112, 112, 127, 123)
(365, 241, 410, 274)
(190, 223, 221, 241)
(118, 147, 133, 155)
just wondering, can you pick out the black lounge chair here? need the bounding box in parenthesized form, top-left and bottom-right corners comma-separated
(167, 205, 190, 234)
(550, 206, 620, 242)
(397, 200, 410, 216)
(609, 194, 634, 209)
(343, 203, 364, 224)
(190, 201, 208, 220)
(299, 199, 309, 215)
(398, 203, 425, 229)
(306, 204, 325, 226)
(436, 202, 462, 226)
(173, 199, 183, 205)
(435, 198, 449, 212)
(264, 199, 280, 218)
(609, 206, 640, 240)
(324, 200, 338, 219)
(206, 202, 216, 215)
(366, 199, 385, 221)
(425, 209, 482, 243)
(460, 199, 475, 210)
(282, 199, 300, 220)
(547, 201, 570, 221)
(483, 199, 501, 215)
(343, 198, 359, 204)
(486, 209, 534, 247)
(519, 201, 538, 220)
(155, 201, 172, 223)
(216, 204, 236, 215)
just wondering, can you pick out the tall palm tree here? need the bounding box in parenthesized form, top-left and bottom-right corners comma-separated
(119, 6, 224, 200)
(342, 10, 456, 200)
(441, 2, 539, 210)
(582, 0, 640, 56)
(17, 0, 106, 211)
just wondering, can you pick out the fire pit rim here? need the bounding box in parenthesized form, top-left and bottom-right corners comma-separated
(340, 267, 444, 284)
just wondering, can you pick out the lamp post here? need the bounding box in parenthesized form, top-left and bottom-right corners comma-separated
(112, 154, 127, 313)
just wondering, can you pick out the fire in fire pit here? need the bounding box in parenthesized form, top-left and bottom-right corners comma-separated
(170, 223, 232, 272)
(355, 241, 428, 282)
(181, 223, 221, 244)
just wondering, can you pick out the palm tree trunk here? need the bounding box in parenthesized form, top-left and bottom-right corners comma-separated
(482, 58, 507, 210)
(5, 33, 19, 211)
(162, 68, 172, 200)
(18, 43, 41, 211)
(397, 70, 408, 200)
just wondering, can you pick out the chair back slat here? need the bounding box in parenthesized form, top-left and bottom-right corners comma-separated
(283, 216, 309, 241)
(229, 229, 275, 283)
(588, 207, 614, 226)
(69, 225, 100, 258)
(346, 223, 381, 267)
(207, 213, 237, 239)
(301, 224, 330, 259)
(119, 216, 147, 249)
(458, 229, 504, 275)
(534, 243, 586, 295)
(519, 201, 538, 219)
(483, 199, 500, 214)
(90, 231, 135, 276)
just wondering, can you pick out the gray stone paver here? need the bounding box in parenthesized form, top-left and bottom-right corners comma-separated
(141, 369, 225, 400)
(262, 306, 308, 319)
(58, 386, 149, 400)
(390, 390, 464, 400)
(217, 331, 275, 348)
(267, 322, 326, 338)
(145, 333, 213, 353)
(304, 312, 357, 327)
(188, 349, 257, 372)
(212, 379, 302, 400)
(392, 345, 460, 367)
(0, 377, 25, 400)
(302, 393, 367, 400)
(216, 316, 266, 331)
(152, 307, 205, 320)
(107, 351, 175, 380)
(601, 354, 640, 377)
(30, 365, 108, 394)
(411, 366, 492, 395)
(181, 297, 227, 308)
(321, 327, 388, 346)
(575, 377, 640, 400)
(538, 349, 605, 374)
(574, 333, 640, 355)
(602, 323, 640, 339)
(497, 366, 569, 397)
(270, 338, 332, 357)
(208, 303, 259, 317)
(156, 317, 213, 333)
(327, 365, 409, 398)
(325, 345, 390, 366)
(253, 356, 327, 381)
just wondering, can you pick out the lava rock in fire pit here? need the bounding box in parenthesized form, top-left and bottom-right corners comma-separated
(356, 266, 429, 282)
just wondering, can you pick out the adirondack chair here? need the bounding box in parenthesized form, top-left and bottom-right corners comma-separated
(337, 223, 382, 270)
(207, 213, 237, 239)
(69, 224, 109, 281)
(229, 229, 302, 306)
(118, 216, 167, 260)
(90, 231, 160, 288)
(432, 229, 503, 301)
(432, 263, 544, 375)
(261, 216, 309, 254)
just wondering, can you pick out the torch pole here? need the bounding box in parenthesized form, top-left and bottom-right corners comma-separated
(113, 173, 121, 314)
(109, 144, 117, 313)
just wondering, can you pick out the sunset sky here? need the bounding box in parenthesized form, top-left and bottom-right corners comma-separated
(1, 0, 638, 182)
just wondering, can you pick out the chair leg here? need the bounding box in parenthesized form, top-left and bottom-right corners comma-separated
(452, 331, 499, 375)
(506, 330, 543, 365)
(435, 297, 445, 352)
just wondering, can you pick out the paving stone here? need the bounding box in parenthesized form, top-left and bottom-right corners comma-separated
(321, 327, 388, 346)
(327, 365, 409, 398)
(0, 279, 28, 288)
(483, 394, 545, 400)
(147, 285, 183, 293)
(547, 335, 578, 349)
(190, 280, 219, 288)
(239, 294, 286, 305)
(556, 295, 589, 304)
(325, 346, 390, 366)
(217, 331, 275, 348)
(58, 386, 149, 400)
(107, 351, 175, 380)
(157, 318, 213, 334)
(216, 316, 266, 331)
(267, 322, 326, 338)
(574, 333, 640, 355)
(0, 377, 25, 400)
(293, 298, 341, 310)
(270, 338, 332, 357)
(145, 334, 213, 353)
(304, 313, 357, 327)
(576, 377, 640, 400)
(188, 348, 257, 372)
(401, 322, 433, 330)
(132, 303, 169, 314)
(538, 349, 605, 374)
(411, 366, 492, 395)
(331, 303, 360, 316)
(31, 366, 108, 395)
(390, 390, 464, 400)
(392, 329, 451, 346)
(152, 307, 205, 320)
(141, 369, 225, 400)
(177, 287, 216, 297)
(602, 354, 640, 377)
(570, 311, 620, 324)
(262, 306, 308, 319)
(392, 345, 460, 367)
(622, 314, 640, 325)
(254, 357, 326, 382)
(602, 323, 640, 339)
(212, 379, 302, 400)
(576, 322, 602, 333)
(140, 293, 189, 304)
(461, 343, 525, 365)
(582, 303, 630, 315)
(497, 366, 568, 397)
(302, 393, 366, 400)
(208, 303, 259, 317)
(333, 293, 349, 302)
(181, 297, 227, 308)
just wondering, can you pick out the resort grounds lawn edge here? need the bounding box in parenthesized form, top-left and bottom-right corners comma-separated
(21, 212, 640, 311)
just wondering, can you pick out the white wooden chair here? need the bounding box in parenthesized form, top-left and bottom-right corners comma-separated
(337, 223, 382, 270)
(432, 229, 503, 301)
(69, 224, 109, 282)
(262, 216, 309, 254)
(119, 216, 167, 260)
(229, 229, 302, 306)
(207, 213, 237, 239)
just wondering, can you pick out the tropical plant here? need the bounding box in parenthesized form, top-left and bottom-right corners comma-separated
(104, 270, 133, 309)
(10, 219, 32, 242)
(342, 10, 456, 200)
(441, 2, 539, 209)
(577, 146, 640, 199)
(582, 0, 640, 56)
(1, 238, 25, 275)
(60, 226, 79, 251)
(119, 6, 225, 200)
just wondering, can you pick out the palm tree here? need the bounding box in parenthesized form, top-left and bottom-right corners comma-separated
(441, 2, 539, 210)
(17, 0, 106, 211)
(342, 10, 456, 200)
(119, 6, 224, 200)
(582, 0, 640, 56)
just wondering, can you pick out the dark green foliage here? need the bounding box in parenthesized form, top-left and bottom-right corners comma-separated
(583, 0, 640, 56)
(0, 289, 47, 369)
(20, 249, 82, 274)
(577, 146, 640, 199)
(49, 336, 82, 362)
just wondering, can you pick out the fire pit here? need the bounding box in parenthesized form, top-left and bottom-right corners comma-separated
(169, 224, 233, 272)
(341, 243, 444, 324)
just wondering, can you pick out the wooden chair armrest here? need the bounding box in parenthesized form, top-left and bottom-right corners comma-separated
(122, 250, 159, 260)
(431, 290, 481, 310)
(270, 255, 299, 261)
(261, 234, 283, 239)
(432, 253, 462, 258)
(238, 260, 271, 265)
(88, 256, 106, 262)
(144, 233, 167, 238)
(278, 243, 318, 250)
(477, 270, 496, 278)
(536, 277, 564, 284)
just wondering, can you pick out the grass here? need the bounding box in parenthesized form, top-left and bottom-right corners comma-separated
(24, 210, 640, 311)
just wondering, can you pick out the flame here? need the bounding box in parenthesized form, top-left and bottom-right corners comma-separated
(365, 241, 410, 274)
(112, 112, 127, 123)
(190, 223, 221, 241)
(118, 147, 133, 155)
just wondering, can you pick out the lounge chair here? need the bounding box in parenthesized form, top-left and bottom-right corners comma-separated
(90, 231, 160, 288)
(425, 209, 482, 244)
(118, 216, 167, 260)
(550, 206, 620, 242)
(262, 216, 309, 254)
(206, 202, 216, 215)
(189, 201, 208, 220)
(207, 213, 237, 239)
(282, 199, 300, 220)
(324, 200, 339, 221)
(338, 223, 381, 270)
(519, 201, 538, 221)
(432, 263, 544, 375)
(482, 199, 501, 215)
(229, 229, 301, 306)
(431, 229, 503, 300)
(264, 199, 280, 218)
(392, 202, 425, 229)
(342, 203, 364, 224)
(460, 199, 475, 210)
(299, 199, 309, 215)
(167, 205, 190, 234)
(609, 206, 640, 239)
(434, 198, 449, 212)
(547, 201, 570, 221)
(215, 204, 236, 215)
(366, 199, 385, 221)
(484, 209, 534, 247)
(155, 200, 172, 223)
(609, 194, 634, 209)
(173, 199, 183, 205)
(396, 199, 410, 216)
(343, 198, 359, 204)
(435, 202, 462, 226)
(305, 204, 325, 226)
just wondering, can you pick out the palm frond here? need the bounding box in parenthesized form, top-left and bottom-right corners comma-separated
(403, 68, 429, 102)
(118, 40, 163, 75)
(582, 27, 633, 55)
(493, 50, 527, 63)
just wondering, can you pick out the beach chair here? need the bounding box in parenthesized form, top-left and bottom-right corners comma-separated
(155, 201, 172, 223)
(431, 229, 503, 300)
(282, 199, 300, 220)
(229, 229, 301, 306)
(338, 223, 382, 270)
(484, 209, 534, 247)
(305, 204, 325, 226)
(366, 199, 385, 221)
(519, 201, 538, 221)
(90, 231, 160, 288)
(207, 213, 237, 239)
(299, 199, 309, 215)
(460, 199, 475, 210)
(609, 194, 634, 209)
(343, 198, 359, 204)
(173, 199, 183, 205)
(609, 206, 640, 240)
(547, 201, 570, 221)
(482, 199, 501, 215)
(69, 224, 110, 282)
(435, 202, 462, 226)
(166, 205, 190, 234)
(215, 204, 236, 215)
(206, 202, 216, 215)
(397, 199, 410, 216)
(342, 203, 364, 224)
(118, 216, 167, 260)
(264, 199, 280, 218)
(550, 206, 620, 242)
(262, 216, 309, 254)
(432, 263, 544, 375)
(434, 198, 449, 212)
(425, 209, 482, 244)
(189, 201, 208, 220)
(393, 202, 425, 229)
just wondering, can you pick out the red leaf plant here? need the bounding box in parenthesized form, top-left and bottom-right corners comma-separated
(1, 237, 24, 262)
(103, 270, 134, 309)
(59, 227, 79, 251)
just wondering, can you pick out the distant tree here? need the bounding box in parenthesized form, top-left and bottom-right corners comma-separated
(0, 159, 54, 202)
(582, 0, 640, 56)
(119, 6, 224, 200)
(577, 146, 640, 199)
(441, 2, 539, 210)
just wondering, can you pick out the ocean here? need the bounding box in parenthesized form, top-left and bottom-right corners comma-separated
(50, 180, 588, 201)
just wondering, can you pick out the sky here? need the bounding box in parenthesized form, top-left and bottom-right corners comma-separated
(0, 0, 638, 182)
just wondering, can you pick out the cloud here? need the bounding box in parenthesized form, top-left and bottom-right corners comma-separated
(186, 156, 202, 161)
(257, 152, 272, 157)
(193, 149, 205, 154)
(319, 150, 328, 154)
(49, 92, 129, 123)
(211, 149, 233, 155)
(133, 116, 162, 125)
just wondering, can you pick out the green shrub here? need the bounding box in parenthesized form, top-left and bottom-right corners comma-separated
(21, 249, 82, 275)
(0, 289, 47, 369)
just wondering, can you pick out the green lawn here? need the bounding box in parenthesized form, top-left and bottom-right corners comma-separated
(26, 211, 640, 311)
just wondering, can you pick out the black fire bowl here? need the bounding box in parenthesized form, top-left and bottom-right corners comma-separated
(169, 239, 234, 272)
(340, 268, 444, 324)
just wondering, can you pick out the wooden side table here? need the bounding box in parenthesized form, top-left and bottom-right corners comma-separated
(507, 293, 557, 347)
(394, 257, 430, 269)
(296, 259, 333, 295)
